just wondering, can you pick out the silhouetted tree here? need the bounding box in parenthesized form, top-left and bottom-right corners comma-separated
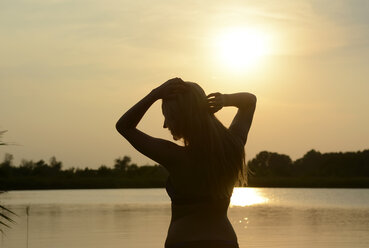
(49, 156, 62, 172)
(18, 159, 35, 176)
(64, 167, 75, 177)
(114, 156, 131, 173)
(97, 165, 110, 176)
(248, 151, 292, 177)
(0, 153, 14, 177)
(126, 163, 138, 175)
(294, 149, 369, 177)
(294, 149, 322, 176)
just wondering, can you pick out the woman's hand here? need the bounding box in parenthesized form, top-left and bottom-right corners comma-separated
(207, 92, 225, 114)
(152, 77, 186, 100)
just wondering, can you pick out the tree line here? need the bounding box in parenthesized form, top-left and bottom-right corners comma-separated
(0, 149, 369, 190)
(249, 149, 369, 177)
(248, 149, 369, 187)
(0, 155, 168, 190)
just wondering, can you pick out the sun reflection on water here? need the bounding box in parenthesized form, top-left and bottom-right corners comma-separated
(230, 188, 269, 207)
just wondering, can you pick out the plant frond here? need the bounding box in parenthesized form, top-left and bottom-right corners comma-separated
(0, 220, 10, 228)
(0, 206, 17, 216)
(0, 213, 15, 223)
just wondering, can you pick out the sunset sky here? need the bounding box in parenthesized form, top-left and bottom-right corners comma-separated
(1, 0, 368, 169)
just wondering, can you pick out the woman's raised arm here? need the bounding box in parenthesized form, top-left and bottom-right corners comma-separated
(116, 90, 159, 135)
(207, 92, 256, 145)
(115, 78, 186, 167)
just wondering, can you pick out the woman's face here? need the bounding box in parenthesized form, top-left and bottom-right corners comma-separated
(163, 117, 182, 141)
(162, 99, 184, 141)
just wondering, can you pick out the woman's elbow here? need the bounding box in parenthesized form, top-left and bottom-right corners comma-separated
(245, 93, 257, 107)
(251, 94, 257, 106)
(115, 120, 128, 136)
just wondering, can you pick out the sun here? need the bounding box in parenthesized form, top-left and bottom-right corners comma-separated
(215, 27, 271, 72)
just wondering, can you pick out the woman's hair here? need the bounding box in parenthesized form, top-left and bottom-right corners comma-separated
(162, 82, 246, 197)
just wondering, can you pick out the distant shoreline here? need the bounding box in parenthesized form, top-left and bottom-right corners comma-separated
(1, 149, 368, 191)
(1, 176, 369, 191)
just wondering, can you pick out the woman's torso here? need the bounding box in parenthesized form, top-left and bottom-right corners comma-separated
(165, 159, 238, 245)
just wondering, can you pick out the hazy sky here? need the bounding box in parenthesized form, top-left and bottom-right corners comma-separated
(1, 0, 368, 169)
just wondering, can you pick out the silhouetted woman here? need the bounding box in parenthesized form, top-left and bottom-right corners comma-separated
(116, 78, 256, 248)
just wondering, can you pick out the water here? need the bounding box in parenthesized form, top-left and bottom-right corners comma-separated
(1, 188, 369, 248)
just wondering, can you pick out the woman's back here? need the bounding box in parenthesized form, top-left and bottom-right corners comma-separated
(166, 155, 235, 203)
(163, 149, 238, 246)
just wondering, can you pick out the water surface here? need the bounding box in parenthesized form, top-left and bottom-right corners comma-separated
(2, 188, 369, 248)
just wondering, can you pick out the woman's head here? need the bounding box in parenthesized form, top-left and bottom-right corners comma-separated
(161, 81, 247, 196)
(161, 82, 208, 144)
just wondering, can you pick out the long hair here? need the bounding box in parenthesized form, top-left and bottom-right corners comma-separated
(162, 82, 246, 197)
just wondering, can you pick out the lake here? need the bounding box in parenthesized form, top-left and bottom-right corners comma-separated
(1, 188, 369, 248)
